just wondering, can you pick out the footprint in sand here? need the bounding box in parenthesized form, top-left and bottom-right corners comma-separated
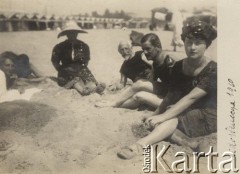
(0, 140, 13, 151)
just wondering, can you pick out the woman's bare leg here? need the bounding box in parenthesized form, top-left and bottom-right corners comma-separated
(85, 81, 97, 93)
(117, 118, 178, 159)
(95, 80, 158, 108)
(73, 79, 86, 94)
(132, 91, 162, 108)
(119, 91, 162, 109)
(118, 97, 140, 109)
(110, 80, 154, 107)
(136, 118, 178, 146)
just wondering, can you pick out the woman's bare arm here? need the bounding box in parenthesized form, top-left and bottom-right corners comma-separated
(29, 63, 44, 77)
(147, 87, 207, 124)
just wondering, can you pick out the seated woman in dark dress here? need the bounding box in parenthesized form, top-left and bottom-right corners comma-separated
(117, 19, 217, 159)
(52, 22, 106, 96)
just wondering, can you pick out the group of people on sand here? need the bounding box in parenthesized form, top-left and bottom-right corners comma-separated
(97, 18, 217, 159)
(0, 21, 105, 103)
(0, 17, 217, 160)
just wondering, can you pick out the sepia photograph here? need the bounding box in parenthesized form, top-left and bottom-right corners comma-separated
(0, 0, 239, 173)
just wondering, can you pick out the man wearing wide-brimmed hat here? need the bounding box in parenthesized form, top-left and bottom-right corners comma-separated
(51, 21, 105, 95)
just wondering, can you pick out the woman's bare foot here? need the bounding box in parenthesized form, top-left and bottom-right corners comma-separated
(195, 141, 216, 152)
(188, 141, 199, 150)
(117, 143, 142, 160)
(170, 129, 199, 150)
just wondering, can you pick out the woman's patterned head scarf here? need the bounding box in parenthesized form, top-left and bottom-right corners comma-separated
(181, 18, 217, 47)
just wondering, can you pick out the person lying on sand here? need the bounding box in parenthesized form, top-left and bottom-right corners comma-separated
(0, 51, 48, 90)
(0, 51, 44, 78)
(51, 21, 105, 96)
(96, 33, 175, 110)
(117, 19, 217, 159)
(0, 55, 42, 103)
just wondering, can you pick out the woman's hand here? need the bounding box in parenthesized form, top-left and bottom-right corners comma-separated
(145, 115, 165, 128)
(141, 115, 152, 123)
(142, 110, 164, 123)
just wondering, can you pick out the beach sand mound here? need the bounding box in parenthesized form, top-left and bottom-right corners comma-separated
(0, 100, 57, 135)
(0, 79, 217, 174)
(0, 82, 217, 173)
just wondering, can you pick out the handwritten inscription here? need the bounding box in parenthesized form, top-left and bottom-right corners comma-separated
(226, 78, 237, 154)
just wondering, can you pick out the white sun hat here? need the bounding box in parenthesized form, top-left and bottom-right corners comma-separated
(58, 20, 87, 38)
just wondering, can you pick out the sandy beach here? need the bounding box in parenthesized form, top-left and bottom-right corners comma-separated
(0, 29, 217, 173)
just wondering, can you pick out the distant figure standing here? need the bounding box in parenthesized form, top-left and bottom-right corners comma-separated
(51, 21, 105, 95)
(170, 6, 184, 51)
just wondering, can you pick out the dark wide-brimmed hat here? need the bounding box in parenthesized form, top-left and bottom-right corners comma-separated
(181, 18, 217, 47)
(58, 21, 87, 38)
